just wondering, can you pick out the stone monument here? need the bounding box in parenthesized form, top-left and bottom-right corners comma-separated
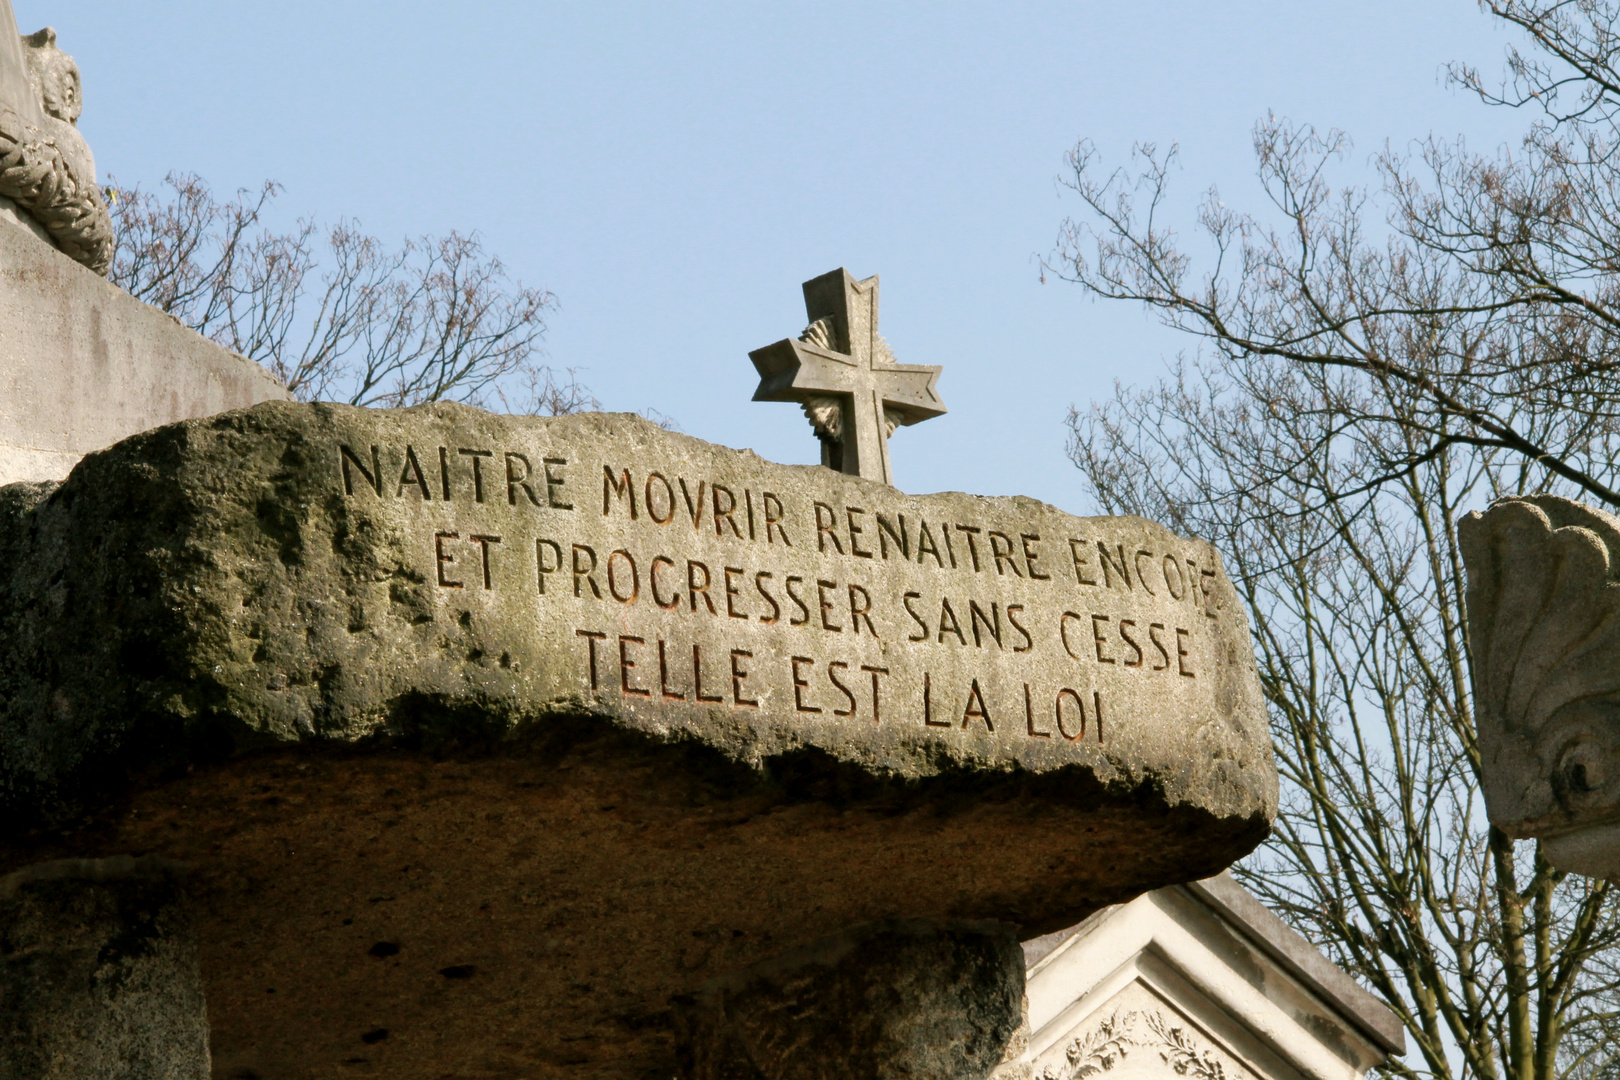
(0, 0, 289, 485)
(0, 268, 1278, 1076)
(1460, 493, 1620, 878)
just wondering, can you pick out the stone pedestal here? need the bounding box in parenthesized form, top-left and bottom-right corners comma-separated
(673, 918, 1024, 1080)
(0, 219, 289, 485)
(0, 856, 210, 1080)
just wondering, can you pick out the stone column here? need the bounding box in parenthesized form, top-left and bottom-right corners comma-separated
(0, 855, 211, 1080)
(672, 918, 1024, 1080)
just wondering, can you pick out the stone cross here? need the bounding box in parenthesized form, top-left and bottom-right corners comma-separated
(749, 268, 946, 486)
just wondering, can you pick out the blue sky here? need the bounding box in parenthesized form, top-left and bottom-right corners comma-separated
(25, 1, 1526, 512)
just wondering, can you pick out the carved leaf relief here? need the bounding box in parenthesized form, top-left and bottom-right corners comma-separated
(1040, 1007, 1235, 1080)
(1459, 495, 1620, 831)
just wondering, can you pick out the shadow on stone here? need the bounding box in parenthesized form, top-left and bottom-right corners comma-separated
(0, 855, 209, 1080)
(672, 917, 1023, 1080)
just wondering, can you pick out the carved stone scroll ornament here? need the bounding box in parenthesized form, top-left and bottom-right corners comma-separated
(0, 26, 112, 275)
(1459, 495, 1620, 878)
(1039, 1007, 1233, 1080)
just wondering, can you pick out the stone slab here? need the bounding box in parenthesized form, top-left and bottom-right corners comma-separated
(0, 216, 289, 485)
(0, 400, 1277, 1076)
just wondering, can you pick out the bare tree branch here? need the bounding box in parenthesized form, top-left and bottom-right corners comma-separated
(107, 173, 579, 414)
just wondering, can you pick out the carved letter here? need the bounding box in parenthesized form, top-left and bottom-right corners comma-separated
(436, 532, 462, 588)
(828, 661, 856, 717)
(847, 507, 873, 558)
(543, 457, 572, 509)
(679, 478, 707, 528)
(687, 561, 716, 615)
(576, 629, 607, 690)
(603, 466, 638, 519)
(340, 445, 383, 497)
(1022, 534, 1050, 580)
(756, 571, 781, 624)
(1119, 619, 1143, 667)
(730, 650, 759, 707)
(962, 679, 993, 731)
(786, 576, 810, 625)
(763, 492, 791, 545)
(903, 592, 929, 641)
(989, 531, 1021, 577)
(458, 449, 493, 503)
(792, 656, 820, 713)
(1069, 539, 1098, 586)
(724, 566, 748, 619)
(645, 472, 676, 524)
(878, 513, 909, 560)
(1091, 614, 1115, 664)
(505, 452, 541, 506)
(937, 598, 966, 645)
(1134, 550, 1157, 595)
(469, 534, 501, 590)
(693, 645, 723, 702)
(607, 549, 639, 604)
(848, 584, 878, 636)
(862, 666, 890, 725)
(1055, 689, 1086, 741)
(815, 502, 843, 554)
(969, 601, 1001, 649)
(1025, 684, 1052, 738)
(398, 445, 432, 499)
(923, 672, 949, 727)
(1149, 623, 1171, 671)
(954, 525, 983, 572)
(536, 539, 564, 594)
(1007, 604, 1033, 653)
(659, 639, 685, 700)
(713, 484, 742, 538)
(1097, 542, 1131, 590)
(572, 544, 601, 599)
(619, 635, 651, 697)
(651, 556, 679, 610)
(817, 580, 843, 632)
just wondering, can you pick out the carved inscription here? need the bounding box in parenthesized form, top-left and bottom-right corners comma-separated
(336, 442, 1246, 756)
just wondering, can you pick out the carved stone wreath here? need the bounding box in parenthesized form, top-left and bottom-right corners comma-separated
(1042, 1007, 1231, 1080)
(0, 102, 112, 274)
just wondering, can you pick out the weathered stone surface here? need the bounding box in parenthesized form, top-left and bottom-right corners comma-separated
(0, 855, 210, 1080)
(1460, 494, 1620, 878)
(0, 400, 1272, 817)
(0, 400, 1276, 1075)
(672, 917, 1024, 1080)
(0, 216, 290, 486)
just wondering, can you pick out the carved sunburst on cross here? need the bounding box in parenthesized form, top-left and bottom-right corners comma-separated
(749, 269, 946, 486)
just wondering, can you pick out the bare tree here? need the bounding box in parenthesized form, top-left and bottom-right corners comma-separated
(1048, 1, 1620, 513)
(107, 172, 590, 414)
(1051, 5, 1620, 1080)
